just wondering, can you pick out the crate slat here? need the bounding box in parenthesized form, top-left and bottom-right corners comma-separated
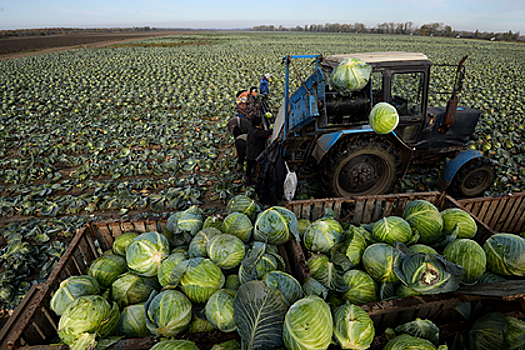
(486, 198, 505, 229)
(362, 199, 376, 224)
(301, 204, 312, 222)
(353, 201, 365, 225)
(90, 222, 114, 252)
(502, 196, 524, 233)
(313, 203, 325, 221)
(495, 197, 519, 233)
(120, 221, 136, 233)
(382, 200, 394, 218)
(458, 192, 525, 235)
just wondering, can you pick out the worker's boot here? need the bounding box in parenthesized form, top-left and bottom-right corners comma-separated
(235, 163, 243, 172)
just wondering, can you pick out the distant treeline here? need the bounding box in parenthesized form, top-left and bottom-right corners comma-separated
(252, 22, 524, 43)
(0, 27, 189, 38)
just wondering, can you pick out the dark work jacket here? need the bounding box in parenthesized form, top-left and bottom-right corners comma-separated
(245, 93, 260, 121)
(228, 117, 253, 138)
(255, 141, 286, 205)
(246, 127, 272, 161)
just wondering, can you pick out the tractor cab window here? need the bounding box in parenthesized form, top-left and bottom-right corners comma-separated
(390, 72, 424, 117)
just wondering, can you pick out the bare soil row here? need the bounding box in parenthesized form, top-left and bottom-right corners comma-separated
(0, 30, 197, 59)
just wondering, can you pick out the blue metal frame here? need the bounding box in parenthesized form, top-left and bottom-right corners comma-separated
(440, 149, 484, 188)
(283, 54, 321, 141)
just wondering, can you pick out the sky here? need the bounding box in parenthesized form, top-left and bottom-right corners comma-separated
(0, 0, 524, 34)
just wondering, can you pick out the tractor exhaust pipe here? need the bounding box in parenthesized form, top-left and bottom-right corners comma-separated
(440, 55, 468, 133)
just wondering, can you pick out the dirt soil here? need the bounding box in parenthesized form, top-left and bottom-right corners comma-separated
(0, 30, 197, 60)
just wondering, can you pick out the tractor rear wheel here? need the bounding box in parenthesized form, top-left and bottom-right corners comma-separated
(321, 136, 400, 197)
(448, 157, 495, 198)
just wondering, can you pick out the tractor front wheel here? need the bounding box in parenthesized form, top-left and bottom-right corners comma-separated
(321, 136, 399, 197)
(448, 157, 495, 198)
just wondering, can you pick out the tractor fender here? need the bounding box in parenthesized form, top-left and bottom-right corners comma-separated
(312, 128, 373, 163)
(437, 149, 484, 190)
(312, 129, 412, 177)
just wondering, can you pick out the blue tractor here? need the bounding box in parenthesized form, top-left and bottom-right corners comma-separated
(267, 52, 495, 198)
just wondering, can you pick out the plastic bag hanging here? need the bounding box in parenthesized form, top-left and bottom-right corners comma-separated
(283, 162, 298, 201)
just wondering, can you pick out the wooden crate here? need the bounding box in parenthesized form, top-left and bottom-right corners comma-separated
(285, 191, 525, 338)
(0, 218, 240, 350)
(458, 192, 525, 235)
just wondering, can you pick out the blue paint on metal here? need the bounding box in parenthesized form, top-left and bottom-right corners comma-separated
(290, 54, 318, 59)
(316, 127, 374, 155)
(441, 149, 484, 186)
(317, 132, 343, 154)
(288, 68, 325, 132)
(282, 55, 323, 141)
(309, 95, 319, 117)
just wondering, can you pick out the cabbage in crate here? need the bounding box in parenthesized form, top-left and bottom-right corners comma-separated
(50, 275, 100, 316)
(333, 303, 375, 350)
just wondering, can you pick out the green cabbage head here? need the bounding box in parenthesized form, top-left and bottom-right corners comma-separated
(372, 216, 414, 246)
(145, 290, 193, 337)
(329, 57, 372, 95)
(87, 254, 127, 288)
(50, 275, 100, 316)
(222, 212, 253, 243)
(207, 233, 246, 270)
(226, 194, 257, 219)
(283, 295, 333, 350)
(394, 318, 440, 346)
(158, 251, 189, 287)
(307, 254, 346, 292)
(254, 206, 299, 245)
(441, 208, 478, 238)
(126, 231, 170, 277)
(403, 200, 443, 245)
(205, 289, 236, 332)
(483, 233, 525, 276)
(171, 258, 225, 303)
(58, 295, 120, 346)
(303, 218, 343, 253)
(112, 232, 138, 256)
(110, 272, 160, 308)
(333, 303, 375, 350)
(362, 243, 399, 283)
(369, 102, 399, 134)
(507, 316, 525, 350)
(117, 303, 150, 338)
(443, 239, 486, 285)
(469, 312, 508, 350)
(342, 269, 377, 304)
(263, 270, 304, 306)
(384, 334, 441, 350)
(188, 228, 221, 258)
(150, 340, 200, 350)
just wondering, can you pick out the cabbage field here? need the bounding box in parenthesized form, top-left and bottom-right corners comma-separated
(0, 32, 524, 317)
